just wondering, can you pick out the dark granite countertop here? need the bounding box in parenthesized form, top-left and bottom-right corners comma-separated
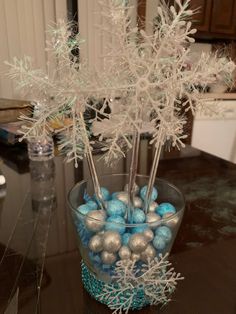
(0, 143, 235, 314)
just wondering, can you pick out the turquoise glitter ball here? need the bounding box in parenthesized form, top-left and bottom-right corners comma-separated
(106, 199, 126, 217)
(155, 226, 172, 242)
(132, 225, 148, 234)
(101, 187, 111, 200)
(105, 216, 126, 234)
(153, 234, 166, 250)
(94, 187, 110, 202)
(77, 204, 92, 216)
(140, 185, 158, 201)
(86, 200, 98, 210)
(81, 261, 150, 311)
(122, 232, 132, 245)
(156, 202, 176, 217)
(111, 191, 119, 199)
(132, 208, 146, 223)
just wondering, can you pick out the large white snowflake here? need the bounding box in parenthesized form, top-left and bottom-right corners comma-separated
(98, 253, 184, 314)
(6, 0, 235, 167)
(5, 21, 110, 167)
(93, 0, 235, 163)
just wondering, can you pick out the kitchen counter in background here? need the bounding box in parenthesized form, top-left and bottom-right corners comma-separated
(192, 99, 236, 163)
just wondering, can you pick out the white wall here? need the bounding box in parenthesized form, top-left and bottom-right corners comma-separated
(78, 0, 137, 71)
(0, 0, 67, 100)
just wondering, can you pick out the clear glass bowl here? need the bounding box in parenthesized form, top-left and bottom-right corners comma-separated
(68, 174, 185, 282)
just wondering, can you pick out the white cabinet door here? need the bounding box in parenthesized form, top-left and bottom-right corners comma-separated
(191, 101, 236, 163)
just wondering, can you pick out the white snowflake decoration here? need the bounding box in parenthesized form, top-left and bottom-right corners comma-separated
(6, 0, 235, 167)
(98, 253, 184, 314)
(5, 21, 110, 167)
(93, 0, 235, 163)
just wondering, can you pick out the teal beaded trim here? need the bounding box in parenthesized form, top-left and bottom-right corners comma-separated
(81, 261, 150, 311)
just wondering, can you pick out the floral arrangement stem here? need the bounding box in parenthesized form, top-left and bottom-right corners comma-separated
(86, 148, 105, 209)
(79, 112, 105, 209)
(144, 129, 164, 213)
(127, 130, 140, 222)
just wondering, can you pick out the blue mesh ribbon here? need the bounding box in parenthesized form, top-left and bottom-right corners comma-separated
(81, 261, 150, 311)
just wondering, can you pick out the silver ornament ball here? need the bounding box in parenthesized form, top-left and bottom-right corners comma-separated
(88, 234, 103, 253)
(129, 233, 148, 253)
(124, 183, 139, 195)
(143, 229, 154, 242)
(103, 231, 122, 253)
(140, 244, 156, 262)
(133, 196, 143, 208)
(162, 212, 179, 228)
(85, 210, 106, 232)
(101, 251, 117, 264)
(148, 201, 158, 212)
(146, 212, 161, 228)
(131, 253, 141, 261)
(115, 191, 129, 205)
(118, 246, 131, 260)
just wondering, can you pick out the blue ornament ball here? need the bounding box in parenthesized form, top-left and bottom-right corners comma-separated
(156, 202, 176, 217)
(132, 225, 148, 234)
(101, 187, 110, 201)
(152, 235, 166, 250)
(132, 209, 146, 224)
(140, 185, 158, 201)
(106, 199, 126, 217)
(105, 216, 126, 234)
(122, 233, 132, 245)
(111, 192, 119, 199)
(89, 252, 102, 265)
(94, 187, 110, 203)
(155, 226, 172, 243)
(86, 200, 98, 210)
(77, 222, 92, 246)
(102, 264, 112, 273)
(77, 204, 92, 216)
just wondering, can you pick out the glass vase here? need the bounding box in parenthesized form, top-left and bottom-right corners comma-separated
(68, 174, 185, 310)
(27, 136, 54, 161)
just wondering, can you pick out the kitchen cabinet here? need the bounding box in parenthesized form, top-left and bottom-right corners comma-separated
(160, 0, 236, 39)
(183, 0, 236, 39)
(210, 0, 236, 36)
(190, 0, 212, 32)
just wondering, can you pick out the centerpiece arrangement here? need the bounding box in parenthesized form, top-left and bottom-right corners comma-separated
(6, 0, 235, 312)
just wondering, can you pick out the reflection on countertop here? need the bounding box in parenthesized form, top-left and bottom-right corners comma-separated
(0, 143, 235, 314)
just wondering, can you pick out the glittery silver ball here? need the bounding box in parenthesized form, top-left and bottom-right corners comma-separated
(133, 196, 143, 208)
(85, 210, 106, 232)
(148, 201, 158, 212)
(115, 191, 129, 205)
(146, 212, 161, 228)
(162, 212, 179, 228)
(88, 234, 103, 253)
(118, 246, 131, 260)
(103, 231, 121, 253)
(128, 233, 148, 253)
(140, 244, 156, 262)
(124, 183, 139, 195)
(101, 251, 117, 264)
(143, 229, 154, 242)
(131, 253, 141, 261)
